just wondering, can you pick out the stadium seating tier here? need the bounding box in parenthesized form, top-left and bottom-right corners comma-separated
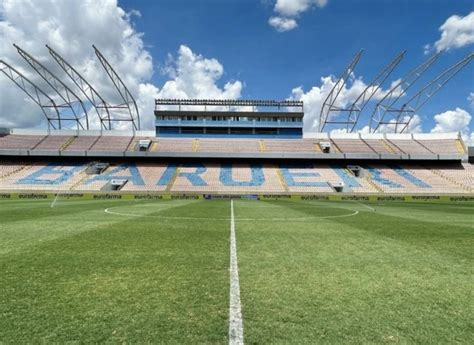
(0, 134, 465, 156)
(1, 161, 472, 194)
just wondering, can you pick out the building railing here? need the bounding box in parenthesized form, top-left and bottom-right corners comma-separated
(156, 119, 303, 127)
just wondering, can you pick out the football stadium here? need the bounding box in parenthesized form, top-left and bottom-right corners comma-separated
(1, 2, 474, 343)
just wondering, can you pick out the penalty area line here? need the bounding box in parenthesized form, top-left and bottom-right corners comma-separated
(229, 199, 244, 345)
(50, 191, 60, 208)
(352, 200, 376, 212)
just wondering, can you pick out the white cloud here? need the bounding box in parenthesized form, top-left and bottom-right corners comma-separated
(431, 107, 471, 135)
(290, 75, 395, 133)
(430, 107, 473, 145)
(136, 83, 161, 129)
(466, 132, 474, 146)
(360, 115, 422, 134)
(269, 0, 328, 32)
(157, 45, 242, 108)
(0, 0, 153, 129)
(274, 0, 327, 17)
(425, 12, 474, 53)
(468, 92, 474, 109)
(268, 17, 298, 32)
(0, 0, 242, 131)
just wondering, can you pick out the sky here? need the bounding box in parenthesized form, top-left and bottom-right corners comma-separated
(0, 0, 473, 142)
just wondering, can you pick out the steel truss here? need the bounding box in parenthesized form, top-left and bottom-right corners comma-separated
(344, 51, 405, 132)
(319, 50, 363, 132)
(369, 52, 441, 133)
(93, 45, 140, 131)
(320, 51, 405, 132)
(0, 60, 62, 129)
(373, 52, 473, 133)
(46, 45, 112, 130)
(14, 44, 88, 130)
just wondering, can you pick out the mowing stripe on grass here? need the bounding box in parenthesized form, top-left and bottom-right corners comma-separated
(229, 199, 244, 345)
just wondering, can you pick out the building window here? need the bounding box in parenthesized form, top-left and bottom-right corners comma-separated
(181, 127, 204, 134)
(207, 127, 228, 134)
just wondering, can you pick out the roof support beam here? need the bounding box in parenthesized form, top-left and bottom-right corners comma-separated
(370, 52, 442, 133)
(93, 45, 140, 131)
(0, 60, 61, 130)
(14, 44, 89, 130)
(319, 50, 363, 132)
(376, 52, 473, 133)
(345, 51, 405, 132)
(47, 45, 112, 130)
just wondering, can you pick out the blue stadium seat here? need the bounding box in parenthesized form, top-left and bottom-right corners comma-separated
(364, 167, 402, 188)
(392, 165, 431, 188)
(330, 166, 361, 188)
(157, 163, 208, 186)
(220, 164, 265, 186)
(280, 164, 328, 187)
(16, 163, 84, 185)
(85, 163, 145, 186)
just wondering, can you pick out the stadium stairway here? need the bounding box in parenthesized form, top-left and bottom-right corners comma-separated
(386, 139, 406, 154)
(70, 163, 95, 190)
(60, 136, 77, 151)
(165, 167, 180, 192)
(329, 139, 342, 153)
(126, 137, 136, 152)
(455, 139, 466, 154)
(429, 168, 473, 193)
(276, 168, 290, 192)
(414, 139, 435, 154)
(360, 138, 378, 154)
(381, 139, 397, 154)
(31, 135, 48, 150)
(192, 139, 200, 152)
(364, 171, 385, 193)
(150, 141, 159, 151)
(87, 136, 102, 151)
(0, 163, 30, 180)
(313, 142, 322, 153)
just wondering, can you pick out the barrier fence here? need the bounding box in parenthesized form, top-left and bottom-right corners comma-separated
(0, 192, 473, 203)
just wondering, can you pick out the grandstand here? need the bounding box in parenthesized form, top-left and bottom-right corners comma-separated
(1, 46, 472, 198)
(0, 128, 467, 158)
(0, 160, 472, 194)
(0, 128, 471, 195)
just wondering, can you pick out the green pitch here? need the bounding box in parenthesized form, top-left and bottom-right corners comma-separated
(0, 198, 472, 343)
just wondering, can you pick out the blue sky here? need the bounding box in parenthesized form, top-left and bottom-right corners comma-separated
(118, 0, 473, 132)
(0, 0, 473, 137)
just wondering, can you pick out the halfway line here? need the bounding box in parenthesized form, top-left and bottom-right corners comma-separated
(229, 199, 244, 344)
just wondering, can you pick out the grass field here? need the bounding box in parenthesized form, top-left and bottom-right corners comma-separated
(0, 198, 473, 343)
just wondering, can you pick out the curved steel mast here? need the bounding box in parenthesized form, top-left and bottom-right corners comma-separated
(369, 52, 441, 133)
(46, 45, 112, 130)
(0, 60, 61, 130)
(92, 45, 140, 131)
(14, 44, 89, 130)
(319, 50, 363, 132)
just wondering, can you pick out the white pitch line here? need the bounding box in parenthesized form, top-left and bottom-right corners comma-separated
(229, 199, 244, 345)
(352, 200, 376, 212)
(50, 192, 60, 208)
(104, 205, 359, 221)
